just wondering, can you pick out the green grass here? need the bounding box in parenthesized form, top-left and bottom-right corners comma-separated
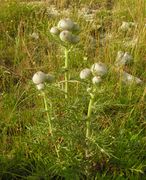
(0, 0, 146, 179)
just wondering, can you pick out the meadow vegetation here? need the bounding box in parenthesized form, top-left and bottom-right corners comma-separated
(0, 0, 146, 179)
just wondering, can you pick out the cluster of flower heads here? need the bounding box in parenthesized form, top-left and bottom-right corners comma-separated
(50, 18, 80, 44)
(32, 71, 54, 90)
(80, 62, 108, 85)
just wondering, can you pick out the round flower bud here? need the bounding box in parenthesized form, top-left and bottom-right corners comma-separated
(91, 62, 107, 76)
(58, 18, 75, 31)
(59, 30, 73, 42)
(32, 71, 47, 85)
(80, 68, 91, 79)
(50, 26, 60, 35)
(36, 83, 45, 90)
(92, 76, 102, 85)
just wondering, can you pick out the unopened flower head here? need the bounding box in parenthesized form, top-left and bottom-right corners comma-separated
(92, 76, 102, 85)
(36, 83, 45, 90)
(80, 68, 91, 79)
(58, 18, 75, 31)
(32, 71, 48, 85)
(50, 26, 60, 35)
(91, 62, 107, 76)
(59, 30, 73, 43)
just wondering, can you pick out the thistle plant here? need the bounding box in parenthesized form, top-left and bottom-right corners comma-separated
(80, 62, 108, 140)
(50, 18, 80, 98)
(32, 71, 59, 157)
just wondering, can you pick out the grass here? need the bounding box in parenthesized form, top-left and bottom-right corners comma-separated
(0, 0, 146, 179)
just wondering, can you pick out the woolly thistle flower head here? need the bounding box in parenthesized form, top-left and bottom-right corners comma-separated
(59, 30, 74, 43)
(58, 18, 75, 31)
(80, 68, 91, 79)
(32, 71, 48, 85)
(91, 62, 107, 77)
(50, 26, 60, 35)
(92, 76, 102, 85)
(50, 19, 80, 45)
(36, 83, 45, 90)
(32, 71, 54, 90)
(59, 30, 80, 44)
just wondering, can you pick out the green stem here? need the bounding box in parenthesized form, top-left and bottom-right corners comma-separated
(64, 48, 69, 98)
(86, 93, 94, 139)
(42, 91, 59, 158)
(42, 91, 52, 135)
